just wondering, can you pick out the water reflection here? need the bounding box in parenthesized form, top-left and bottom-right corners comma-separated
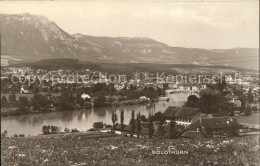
(93, 108, 107, 118)
(1, 93, 189, 136)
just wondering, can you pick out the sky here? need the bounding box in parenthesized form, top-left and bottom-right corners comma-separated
(0, 0, 259, 49)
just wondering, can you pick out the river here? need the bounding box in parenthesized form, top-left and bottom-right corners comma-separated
(1, 93, 192, 136)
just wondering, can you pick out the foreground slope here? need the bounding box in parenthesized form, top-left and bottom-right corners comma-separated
(1, 133, 259, 166)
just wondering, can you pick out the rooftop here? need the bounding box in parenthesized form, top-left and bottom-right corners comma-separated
(163, 106, 199, 119)
(188, 117, 242, 130)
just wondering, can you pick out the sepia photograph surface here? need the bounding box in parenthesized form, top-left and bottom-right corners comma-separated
(0, 0, 259, 165)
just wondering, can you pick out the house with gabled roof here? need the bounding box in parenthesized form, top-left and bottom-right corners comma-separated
(187, 116, 242, 138)
(163, 106, 201, 127)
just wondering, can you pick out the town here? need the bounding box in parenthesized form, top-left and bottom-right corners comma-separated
(1, 64, 259, 135)
(1, 64, 260, 166)
(1, 1, 259, 165)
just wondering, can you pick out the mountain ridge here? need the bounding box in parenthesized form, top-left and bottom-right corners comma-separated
(0, 13, 259, 69)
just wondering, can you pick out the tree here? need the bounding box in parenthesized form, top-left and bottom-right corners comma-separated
(8, 94, 16, 103)
(199, 88, 228, 114)
(93, 83, 107, 92)
(107, 97, 116, 103)
(1, 96, 8, 107)
(240, 97, 246, 113)
(50, 126, 60, 134)
(185, 95, 199, 108)
(139, 115, 148, 122)
(120, 110, 124, 134)
(42, 125, 50, 135)
(129, 110, 136, 137)
(111, 111, 118, 129)
(108, 83, 116, 92)
(118, 96, 125, 101)
(17, 96, 29, 113)
(10, 84, 18, 94)
(152, 112, 166, 122)
(248, 89, 254, 103)
(93, 122, 104, 128)
(71, 128, 79, 133)
(215, 76, 227, 92)
(252, 106, 258, 112)
(18, 96, 29, 108)
(1, 130, 8, 138)
(157, 117, 166, 138)
(231, 84, 244, 98)
(136, 113, 142, 138)
(148, 114, 154, 138)
(94, 95, 106, 107)
(33, 85, 39, 93)
(32, 94, 49, 110)
(58, 92, 75, 110)
(129, 84, 135, 91)
(76, 92, 84, 106)
(170, 112, 177, 139)
(217, 103, 234, 117)
(244, 106, 252, 116)
(145, 88, 155, 100)
(64, 128, 71, 133)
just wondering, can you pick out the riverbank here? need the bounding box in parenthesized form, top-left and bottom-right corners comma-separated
(1, 99, 151, 117)
(2, 133, 259, 166)
(1, 101, 172, 136)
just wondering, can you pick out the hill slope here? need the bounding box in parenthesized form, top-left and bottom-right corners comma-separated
(0, 13, 112, 62)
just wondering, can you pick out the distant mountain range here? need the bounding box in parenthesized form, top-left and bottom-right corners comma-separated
(0, 13, 259, 69)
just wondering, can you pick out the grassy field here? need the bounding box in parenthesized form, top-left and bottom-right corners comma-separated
(1, 132, 260, 166)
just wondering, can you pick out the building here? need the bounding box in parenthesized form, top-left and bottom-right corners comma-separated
(20, 85, 32, 94)
(233, 99, 242, 108)
(81, 93, 91, 100)
(113, 124, 150, 138)
(180, 130, 204, 138)
(163, 106, 200, 127)
(139, 96, 149, 101)
(158, 123, 186, 138)
(163, 106, 212, 128)
(187, 117, 242, 137)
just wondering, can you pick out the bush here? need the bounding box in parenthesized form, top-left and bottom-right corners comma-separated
(42, 125, 51, 135)
(152, 112, 166, 122)
(19, 134, 25, 137)
(252, 106, 258, 112)
(50, 126, 60, 134)
(107, 97, 116, 103)
(94, 101, 111, 107)
(64, 128, 70, 133)
(244, 106, 252, 116)
(71, 128, 79, 133)
(42, 125, 60, 134)
(140, 115, 148, 122)
(185, 95, 199, 108)
(118, 97, 125, 101)
(104, 124, 112, 128)
(17, 107, 28, 114)
(92, 122, 104, 129)
(84, 102, 92, 109)
(87, 128, 97, 131)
